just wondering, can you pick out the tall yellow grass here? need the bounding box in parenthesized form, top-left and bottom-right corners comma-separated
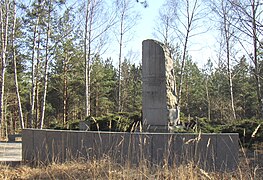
(0, 155, 262, 180)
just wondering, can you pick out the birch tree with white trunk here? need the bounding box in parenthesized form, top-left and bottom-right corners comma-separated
(83, 0, 116, 117)
(158, 0, 207, 126)
(114, 0, 140, 112)
(210, 0, 239, 120)
(229, 0, 263, 118)
(11, 0, 24, 129)
(0, 0, 9, 135)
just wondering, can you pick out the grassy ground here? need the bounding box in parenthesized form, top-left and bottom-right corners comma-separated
(0, 156, 262, 180)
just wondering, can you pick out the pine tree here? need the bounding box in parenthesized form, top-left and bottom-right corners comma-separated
(90, 56, 117, 116)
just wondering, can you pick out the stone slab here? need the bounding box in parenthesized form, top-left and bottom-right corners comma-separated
(142, 40, 165, 78)
(46, 130, 63, 163)
(216, 133, 239, 171)
(22, 129, 239, 171)
(22, 129, 34, 162)
(129, 133, 152, 165)
(143, 108, 168, 126)
(173, 134, 196, 165)
(65, 131, 79, 160)
(107, 132, 130, 164)
(195, 134, 217, 171)
(142, 40, 168, 131)
(92, 132, 112, 159)
(142, 39, 177, 132)
(32, 129, 47, 164)
(77, 131, 93, 159)
(151, 133, 172, 165)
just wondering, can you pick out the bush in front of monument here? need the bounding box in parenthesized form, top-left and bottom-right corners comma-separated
(84, 112, 142, 132)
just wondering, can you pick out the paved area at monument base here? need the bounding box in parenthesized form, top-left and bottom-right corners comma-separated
(0, 142, 22, 162)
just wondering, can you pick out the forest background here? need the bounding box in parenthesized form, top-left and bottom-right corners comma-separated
(0, 0, 262, 145)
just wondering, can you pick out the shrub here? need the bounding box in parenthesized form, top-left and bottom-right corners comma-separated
(85, 112, 142, 132)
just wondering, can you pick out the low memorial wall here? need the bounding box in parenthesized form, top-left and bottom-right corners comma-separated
(22, 129, 239, 171)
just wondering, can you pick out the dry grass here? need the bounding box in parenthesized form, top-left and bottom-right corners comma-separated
(0, 157, 262, 180)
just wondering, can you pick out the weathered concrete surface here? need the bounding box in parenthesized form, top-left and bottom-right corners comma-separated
(142, 39, 177, 132)
(22, 129, 239, 171)
(0, 142, 22, 162)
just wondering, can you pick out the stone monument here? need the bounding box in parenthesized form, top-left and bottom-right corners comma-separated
(142, 39, 178, 132)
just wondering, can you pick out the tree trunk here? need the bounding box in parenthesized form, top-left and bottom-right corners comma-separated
(223, 6, 236, 120)
(0, 0, 9, 136)
(29, 16, 40, 128)
(84, 0, 92, 117)
(118, 13, 124, 112)
(251, 0, 262, 118)
(40, 0, 51, 129)
(231, 0, 261, 118)
(175, 0, 199, 126)
(11, 0, 24, 129)
(205, 77, 211, 121)
(34, 23, 41, 128)
(176, 29, 190, 125)
(63, 54, 68, 128)
(229, 72, 236, 119)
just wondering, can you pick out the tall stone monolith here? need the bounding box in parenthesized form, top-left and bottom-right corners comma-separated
(142, 39, 178, 132)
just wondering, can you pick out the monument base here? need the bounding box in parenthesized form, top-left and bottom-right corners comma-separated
(143, 125, 169, 133)
(23, 129, 239, 171)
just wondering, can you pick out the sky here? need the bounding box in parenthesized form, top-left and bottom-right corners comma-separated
(103, 0, 164, 66)
(105, 0, 218, 68)
(62, 0, 219, 68)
